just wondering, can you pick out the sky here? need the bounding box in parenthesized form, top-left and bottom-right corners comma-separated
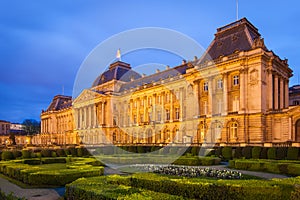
(1, 1, 300, 123)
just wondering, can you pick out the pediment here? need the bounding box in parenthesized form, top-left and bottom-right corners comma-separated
(73, 89, 105, 105)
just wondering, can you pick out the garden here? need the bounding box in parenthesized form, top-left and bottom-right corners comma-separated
(1, 145, 300, 199)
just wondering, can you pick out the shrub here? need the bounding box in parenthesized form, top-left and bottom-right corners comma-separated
(276, 147, 288, 160)
(23, 159, 41, 165)
(42, 158, 66, 164)
(56, 149, 66, 157)
(242, 146, 252, 159)
(137, 146, 145, 153)
(173, 157, 200, 166)
(221, 147, 232, 160)
(215, 147, 222, 157)
(260, 147, 268, 159)
(35, 152, 42, 158)
(267, 147, 276, 160)
(51, 151, 57, 157)
(191, 147, 199, 156)
(287, 164, 300, 176)
(251, 147, 262, 159)
(22, 150, 32, 159)
(64, 149, 71, 156)
(233, 147, 243, 159)
(287, 147, 299, 160)
(41, 149, 52, 157)
(77, 148, 83, 157)
(68, 147, 77, 156)
(1, 151, 14, 160)
(12, 150, 22, 159)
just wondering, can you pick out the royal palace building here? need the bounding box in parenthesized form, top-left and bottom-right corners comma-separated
(38, 18, 300, 147)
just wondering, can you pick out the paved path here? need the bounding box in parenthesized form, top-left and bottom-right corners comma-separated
(0, 177, 60, 200)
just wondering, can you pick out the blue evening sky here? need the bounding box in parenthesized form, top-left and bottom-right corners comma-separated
(1, 1, 300, 123)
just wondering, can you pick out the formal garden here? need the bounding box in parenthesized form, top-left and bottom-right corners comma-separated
(0, 146, 300, 199)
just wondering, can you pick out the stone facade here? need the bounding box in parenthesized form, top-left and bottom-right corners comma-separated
(37, 18, 300, 147)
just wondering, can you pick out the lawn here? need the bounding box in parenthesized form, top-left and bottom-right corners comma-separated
(0, 157, 104, 187)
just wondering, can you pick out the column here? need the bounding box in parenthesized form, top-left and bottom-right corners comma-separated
(274, 74, 279, 110)
(222, 73, 228, 115)
(153, 94, 156, 122)
(179, 89, 183, 121)
(101, 102, 105, 125)
(280, 78, 284, 109)
(93, 105, 97, 127)
(161, 92, 165, 122)
(170, 91, 173, 122)
(288, 117, 292, 140)
(193, 81, 199, 116)
(239, 69, 245, 112)
(208, 78, 213, 115)
(268, 70, 273, 110)
(285, 80, 289, 108)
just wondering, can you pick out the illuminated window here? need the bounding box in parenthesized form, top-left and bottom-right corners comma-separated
(217, 79, 223, 89)
(166, 109, 170, 121)
(175, 107, 180, 120)
(233, 75, 239, 85)
(230, 122, 238, 138)
(203, 82, 208, 91)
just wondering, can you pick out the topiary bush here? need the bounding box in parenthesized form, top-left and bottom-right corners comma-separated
(267, 147, 276, 160)
(1, 151, 14, 160)
(221, 147, 232, 160)
(56, 149, 66, 157)
(215, 147, 222, 158)
(242, 146, 252, 159)
(233, 147, 243, 159)
(12, 150, 22, 159)
(251, 147, 262, 159)
(41, 149, 52, 157)
(68, 147, 77, 156)
(22, 150, 32, 159)
(137, 146, 145, 153)
(191, 147, 199, 156)
(276, 147, 288, 160)
(287, 147, 299, 160)
(260, 147, 268, 159)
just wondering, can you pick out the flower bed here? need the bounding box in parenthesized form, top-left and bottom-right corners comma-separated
(129, 164, 242, 179)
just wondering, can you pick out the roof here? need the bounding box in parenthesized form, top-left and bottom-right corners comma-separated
(289, 85, 300, 95)
(119, 64, 187, 91)
(46, 95, 72, 111)
(196, 18, 261, 64)
(92, 61, 142, 87)
(0, 120, 10, 123)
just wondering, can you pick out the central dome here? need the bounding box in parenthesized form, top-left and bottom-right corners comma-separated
(92, 61, 142, 87)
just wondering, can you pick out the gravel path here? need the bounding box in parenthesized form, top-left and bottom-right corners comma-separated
(0, 177, 60, 200)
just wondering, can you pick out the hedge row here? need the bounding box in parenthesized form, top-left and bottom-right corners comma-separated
(216, 146, 300, 161)
(0, 147, 91, 161)
(0, 159, 104, 186)
(172, 156, 221, 166)
(229, 159, 300, 176)
(66, 173, 300, 200)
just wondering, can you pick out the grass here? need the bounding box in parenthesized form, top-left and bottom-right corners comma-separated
(0, 157, 104, 187)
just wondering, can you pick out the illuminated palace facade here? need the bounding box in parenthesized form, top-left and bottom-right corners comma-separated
(37, 18, 300, 147)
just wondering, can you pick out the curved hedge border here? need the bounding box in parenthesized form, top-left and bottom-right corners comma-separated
(66, 173, 300, 200)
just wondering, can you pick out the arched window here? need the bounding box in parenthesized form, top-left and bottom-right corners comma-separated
(230, 122, 238, 139)
(295, 119, 300, 142)
(112, 132, 116, 143)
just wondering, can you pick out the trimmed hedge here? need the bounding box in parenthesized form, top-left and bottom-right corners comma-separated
(287, 147, 299, 160)
(21, 150, 32, 159)
(267, 147, 276, 160)
(66, 173, 300, 200)
(229, 159, 300, 176)
(252, 147, 261, 159)
(222, 147, 232, 160)
(1, 151, 14, 161)
(0, 158, 104, 186)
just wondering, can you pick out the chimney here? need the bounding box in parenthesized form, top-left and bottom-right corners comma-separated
(182, 60, 187, 64)
(166, 65, 170, 70)
(156, 69, 160, 73)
